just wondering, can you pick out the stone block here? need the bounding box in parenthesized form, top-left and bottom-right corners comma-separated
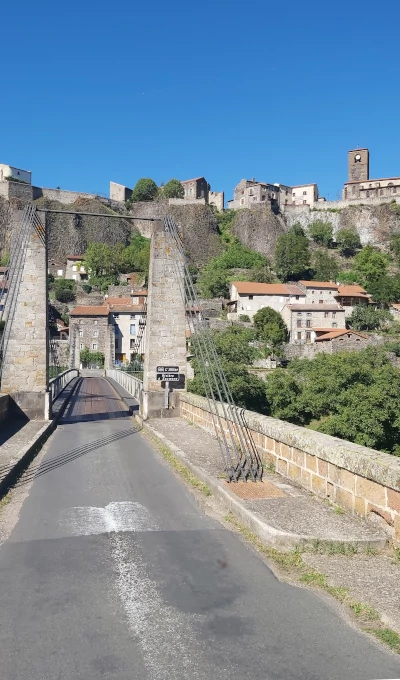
(292, 448, 305, 467)
(266, 437, 275, 453)
(318, 459, 328, 478)
(288, 463, 302, 482)
(277, 459, 288, 477)
(335, 487, 354, 513)
(387, 488, 400, 513)
(301, 469, 312, 489)
(305, 453, 317, 472)
(354, 496, 366, 517)
(356, 477, 386, 508)
(311, 474, 326, 495)
(394, 514, 400, 541)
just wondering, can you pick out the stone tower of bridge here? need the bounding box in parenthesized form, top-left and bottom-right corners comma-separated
(142, 219, 187, 419)
(1, 209, 49, 419)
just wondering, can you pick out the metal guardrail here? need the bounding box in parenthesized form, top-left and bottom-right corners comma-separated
(49, 369, 80, 403)
(105, 369, 143, 401)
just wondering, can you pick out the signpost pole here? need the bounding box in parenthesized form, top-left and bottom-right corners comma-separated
(164, 381, 169, 409)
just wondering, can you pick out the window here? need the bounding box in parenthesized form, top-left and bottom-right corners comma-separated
(297, 332, 302, 340)
(79, 329, 83, 337)
(130, 324, 136, 335)
(57, 269, 63, 276)
(114, 313, 119, 319)
(306, 319, 311, 328)
(312, 291, 314, 294)
(92, 343, 98, 350)
(352, 186, 356, 195)
(296, 295, 299, 300)
(297, 319, 302, 328)
(130, 314, 136, 319)
(324, 311, 329, 318)
(94, 320, 97, 325)
(248, 295, 253, 300)
(132, 296, 139, 305)
(292, 192, 296, 196)
(80, 343, 84, 349)
(332, 322, 337, 328)
(80, 266, 85, 272)
(93, 330, 99, 337)
(240, 198, 245, 205)
(306, 312, 311, 316)
(72, 265, 77, 272)
(297, 312, 302, 315)
(261, 195, 265, 201)
(246, 305, 251, 311)
(303, 191, 307, 195)
(332, 312, 336, 318)
(366, 191, 370, 198)
(130, 339, 136, 349)
(303, 200, 307, 204)
(319, 300, 323, 304)
(72, 274, 77, 280)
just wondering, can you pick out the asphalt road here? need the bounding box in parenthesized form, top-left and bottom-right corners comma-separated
(1, 377, 400, 680)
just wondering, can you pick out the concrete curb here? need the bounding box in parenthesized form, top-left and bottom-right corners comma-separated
(143, 422, 388, 553)
(0, 377, 82, 498)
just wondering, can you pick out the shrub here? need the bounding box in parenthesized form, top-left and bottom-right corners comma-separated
(238, 314, 251, 322)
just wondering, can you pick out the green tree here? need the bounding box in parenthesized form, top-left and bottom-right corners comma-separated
(347, 305, 391, 331)
(215, 241, 269, 269)
(197, 267, 229, 298)
(274, 224, 311, 281)
(366, 276, 400, 307)
(162, 179, 185, 198)
(122, 232, 151, 275)
(212, 325, 257, 364)
(250, 264, 275, 283)
(389, 233, 400, 264)
(308, 220, 333, 247)
(0, 252, 10, 266)
(84, 243, 114, 277)
(253, 307, 288, 352)
(312, 250, 339, 282)
(353, 245, 389, 286)
(131, 178, 159, 202)
(337, 270, 360, 284)
(335, 228, 362, 256)
(54, 278, 76, 303)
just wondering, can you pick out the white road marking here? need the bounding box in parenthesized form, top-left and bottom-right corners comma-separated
(61, 501, 157, 536)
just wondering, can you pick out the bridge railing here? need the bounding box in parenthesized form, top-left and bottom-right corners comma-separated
(105, 369, 143, 401)
(49, 369, 80, 403)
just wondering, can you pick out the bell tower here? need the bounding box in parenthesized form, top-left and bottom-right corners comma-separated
(348, 148, 369, 182)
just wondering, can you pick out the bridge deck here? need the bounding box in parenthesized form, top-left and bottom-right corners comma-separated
(60, 377, 131, 423)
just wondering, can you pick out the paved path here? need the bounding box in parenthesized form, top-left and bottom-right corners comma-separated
(0, 377, 400, 680)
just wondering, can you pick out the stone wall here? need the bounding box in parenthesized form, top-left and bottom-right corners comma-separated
(0, 180, 33, 201)
(179, 392, 400, 540)
(70, 316, 109, 359)
(32, 186, 98, 204)
(282, 202, 400, 248)
(50, 339, 70, 367)
(0, 393, 9, 422)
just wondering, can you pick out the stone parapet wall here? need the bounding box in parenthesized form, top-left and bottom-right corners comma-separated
(179, 392, 400, 540)
(32, 187, 98, 204)
(0, 180, 33, 201)
(0, 394, 9, 422)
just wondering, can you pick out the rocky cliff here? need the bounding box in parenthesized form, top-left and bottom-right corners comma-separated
(229, 205, 288, 260)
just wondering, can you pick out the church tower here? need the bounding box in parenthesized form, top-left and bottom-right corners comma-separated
(348, 148, 369, 182)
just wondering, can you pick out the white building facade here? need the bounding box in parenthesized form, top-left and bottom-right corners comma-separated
(228, 282, 305, 320)
(0, 164, 31, 184)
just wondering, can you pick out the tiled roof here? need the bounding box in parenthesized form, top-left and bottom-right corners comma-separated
(391, 303, 400, 310)
(232, 282, 304, 295)
(105, 297, 132, 306)
(315, 329, 368, 341)
(336, 284, 368, 297)
(70, 306, 109, 316)
(109, 304, 145, 313)
(298, 280, 338, 289)
(285, 304, 344, 311)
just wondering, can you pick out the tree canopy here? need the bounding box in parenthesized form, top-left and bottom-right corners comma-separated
(353, 245, 389, 286)
(274, 224, 311, 282)
(253, 307, 288, 352)
(335, 228, 362, 256)
(265, 348, 400, 454)
(312, 250, 339, 282)
(347, 305, 391, 331)
(308, 220, 333, 247)
(162, 179, 184, 199)
(131, 178, 159, 202)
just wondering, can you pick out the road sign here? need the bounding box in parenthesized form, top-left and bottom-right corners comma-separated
(156, 373, 179, 382)
(157, 366, 179, 373)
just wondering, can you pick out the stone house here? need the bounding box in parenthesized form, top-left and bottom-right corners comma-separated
(107, 296, 147, 363)
(227, 282, 305, 320)
(297, 280, 339, 303)
(180, 177, 209, 201)
(282, 303, 346, 344)
(291, 184, 319, 208)
(227, 179, 291, 210)
(0, 163, 31, 184)
(69, 305, 111, 367)
(334, 284, 371, 317)
(65, 255, 88, 281)
(314, 328, 369, 349)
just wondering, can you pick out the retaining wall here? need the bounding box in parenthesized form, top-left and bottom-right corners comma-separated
(179, 392, 400, 540)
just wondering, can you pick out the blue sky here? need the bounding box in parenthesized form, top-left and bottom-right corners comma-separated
(2, 0, 399, 203)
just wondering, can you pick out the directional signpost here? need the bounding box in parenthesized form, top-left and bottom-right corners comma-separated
(156, 366, 180, 408)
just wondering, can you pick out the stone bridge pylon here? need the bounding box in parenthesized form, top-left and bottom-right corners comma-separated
(0, 206, 49, 419)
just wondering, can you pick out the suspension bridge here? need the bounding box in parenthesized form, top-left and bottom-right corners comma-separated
(0, 204, 262, 482)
